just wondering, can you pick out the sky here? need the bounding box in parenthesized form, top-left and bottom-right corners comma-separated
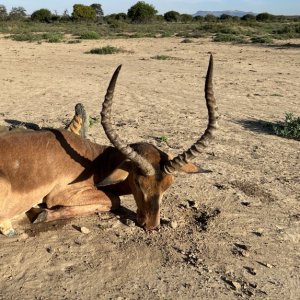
(0, 0, 299, 16)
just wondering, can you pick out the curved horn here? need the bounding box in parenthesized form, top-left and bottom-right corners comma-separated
(163, 54, 219, 174)
(101, 65, 155, 176)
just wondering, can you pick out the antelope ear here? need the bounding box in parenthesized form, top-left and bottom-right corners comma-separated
(166, 153, 211, 174)
(179, 162, 200, 173)
(97, 160, 132, 187)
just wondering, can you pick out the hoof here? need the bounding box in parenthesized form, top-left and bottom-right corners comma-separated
(34, 210, 48, 224)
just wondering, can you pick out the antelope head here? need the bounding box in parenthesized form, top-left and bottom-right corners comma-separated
(99, 55, 218, 230)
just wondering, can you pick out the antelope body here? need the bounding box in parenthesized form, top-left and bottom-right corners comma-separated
(0, 55, 218, 237)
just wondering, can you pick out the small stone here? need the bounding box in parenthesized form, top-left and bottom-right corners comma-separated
(170, 221, 178, 229)
(232, 281, 241, 290)
(245, 267, 257, 275)
(80, 227, 90, 234)
(124, 219, 135, 227)
(46, 246, 53, 253)
(241, 250, 250, 257)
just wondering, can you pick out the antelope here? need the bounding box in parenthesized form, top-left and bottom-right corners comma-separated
(0, 55, 218, 237)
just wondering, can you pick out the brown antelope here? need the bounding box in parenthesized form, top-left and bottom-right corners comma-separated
(0, 55, 218, 237)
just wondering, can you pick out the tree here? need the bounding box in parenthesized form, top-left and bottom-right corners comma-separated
(90, 3, 103, 18)
(256, 12, 275, 22)
(193, 15, 204, 22)
(0, 4, 7, 20)
(220, 14, 233, 20)
(241, 14, 256, 21)
(180, 14, 193, 23)
(72, 4, 96, 20)
(204, 14, 217, 22)
(127, 1, 157, 23)
(60, 9, 71, 22)
(164, 10, 180, 22)
(31, 9, 52, 22)
(9, 7, 26, 20)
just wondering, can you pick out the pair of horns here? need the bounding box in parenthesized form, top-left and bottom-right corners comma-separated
(101, 55, 218, 176)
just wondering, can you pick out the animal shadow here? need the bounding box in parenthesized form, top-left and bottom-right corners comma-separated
(237, 118, 276, 136)
(5, 119, 41, 131)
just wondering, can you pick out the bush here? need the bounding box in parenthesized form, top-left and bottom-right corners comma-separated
(80, 31, 101, 39)
(31, 9, 52, 22)
(256, 12, 275, 22)
(273, 113, 300, 140)
(42, 32, 64, 43)
(213, 33, 246, 43)
(180, 14, 193, 23)
(127, 1, 157, 23)
(10, 33, 41, 42)
(0, 4, 7, 20)
(241, 14, 256, 21)
(164, 11, 180, 22)
(8, 7, 26, 20)
(89, 46, 123, 54)
(90, 3, 104, 18)
(251, 35, 273, 43)
(72, 4, 96, 20)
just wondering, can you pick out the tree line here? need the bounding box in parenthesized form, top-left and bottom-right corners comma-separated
(0, 1, 298, 23)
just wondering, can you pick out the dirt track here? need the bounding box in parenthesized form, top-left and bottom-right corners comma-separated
(0, 36, 299, 299)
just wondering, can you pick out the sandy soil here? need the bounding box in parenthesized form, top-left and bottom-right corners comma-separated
(0, 35, 299, 300)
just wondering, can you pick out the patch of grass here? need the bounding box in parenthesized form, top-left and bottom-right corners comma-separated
(89, 45, 123, 55)
(159, 136, 168, 143)
(251, 35, 273, 44)
(151, 54, 175, 60)
(273, 113, 300, 140)
(42, 32, 64, 43)
(9, 33, 42, 42)
(89, 116, 99, 128)
(213, 33, 246, 43)
(79, 31, 101, 40)
(9, 32, 64, 43)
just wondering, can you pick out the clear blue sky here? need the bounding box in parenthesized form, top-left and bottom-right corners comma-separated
(1, 0, 299, 15)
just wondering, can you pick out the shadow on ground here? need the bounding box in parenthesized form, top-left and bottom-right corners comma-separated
(237, 118, 276, 135)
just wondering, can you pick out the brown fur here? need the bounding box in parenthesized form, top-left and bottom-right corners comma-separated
(0, 56, 217, 236)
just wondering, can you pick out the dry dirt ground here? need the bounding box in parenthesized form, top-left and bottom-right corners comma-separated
(0, 35, 299, 300)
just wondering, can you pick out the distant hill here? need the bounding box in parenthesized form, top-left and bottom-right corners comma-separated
(193, 10, 256, 17)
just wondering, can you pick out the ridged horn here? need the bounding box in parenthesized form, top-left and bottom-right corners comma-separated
(101, 65, 155, 176)
(163, 54, 219, 174)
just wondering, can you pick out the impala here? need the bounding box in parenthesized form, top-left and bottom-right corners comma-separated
(0, 55, 218, 237)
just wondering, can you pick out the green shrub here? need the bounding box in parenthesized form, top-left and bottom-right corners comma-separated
(72, 4, 96, 20)
(80, 31, 101, 39)
(31, 9, 52, 22)
(164, 11, 180, 22)
(127, 1, 157, 23)
(9, 32, 63, 43)
(42, 32, 64, 43)
(213, 33, 246, 43)
(256, 12, 275, 22)
(89, 46, 123, 54)
(251, 35, 273, 43)
(273, 113, 300, 140)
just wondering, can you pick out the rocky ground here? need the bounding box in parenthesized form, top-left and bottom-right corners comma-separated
(0, 36, 299, 299)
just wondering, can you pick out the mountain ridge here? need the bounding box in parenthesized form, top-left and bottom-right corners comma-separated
(194, 10, 256, 17)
